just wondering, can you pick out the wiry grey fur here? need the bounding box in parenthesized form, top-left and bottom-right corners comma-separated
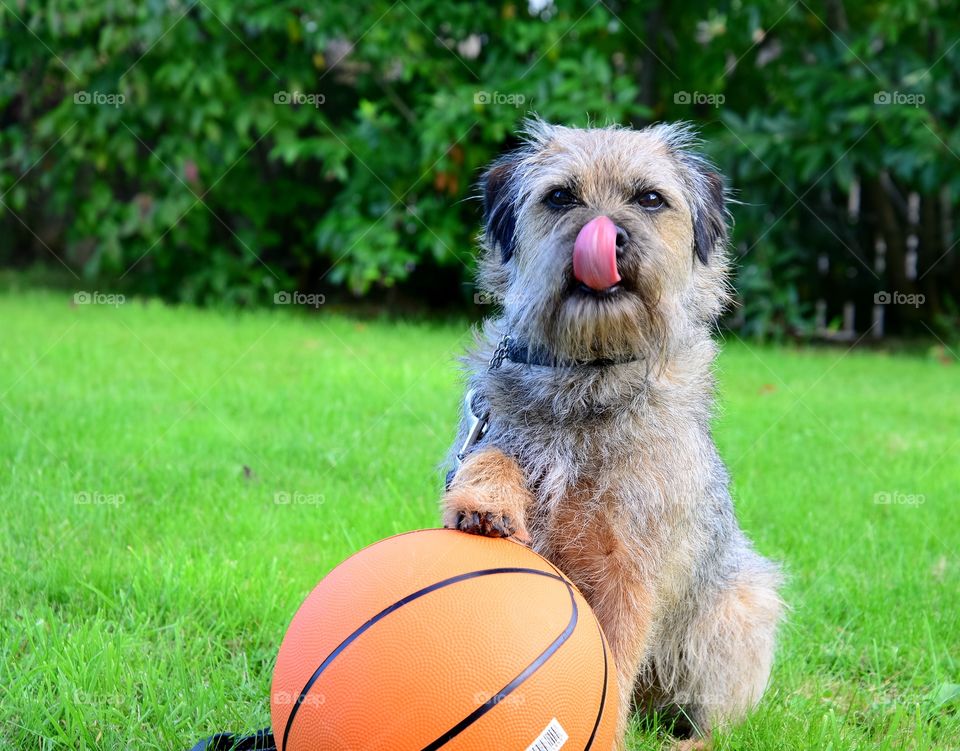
(443, 120, 783, 747)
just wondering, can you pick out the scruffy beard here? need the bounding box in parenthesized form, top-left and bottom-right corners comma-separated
(551, 285, 668, 364)
(506, 272, 669, 368)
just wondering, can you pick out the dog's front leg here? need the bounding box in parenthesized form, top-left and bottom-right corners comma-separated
(442, 447, 533, 544)
(586, 556, 658, 749)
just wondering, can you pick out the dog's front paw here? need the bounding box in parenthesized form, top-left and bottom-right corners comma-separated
(441, 447, 533, 544)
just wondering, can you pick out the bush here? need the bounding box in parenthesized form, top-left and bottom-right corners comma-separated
(1, 1, 957, 336)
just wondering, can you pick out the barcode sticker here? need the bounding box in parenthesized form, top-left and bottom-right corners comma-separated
(526, 717, 568, 751)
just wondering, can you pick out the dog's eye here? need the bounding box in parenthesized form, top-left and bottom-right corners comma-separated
(546, 188, 577, 209)
(636, 191, 665, 210)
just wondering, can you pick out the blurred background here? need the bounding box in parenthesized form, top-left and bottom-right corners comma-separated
(2, 0, 958, 340)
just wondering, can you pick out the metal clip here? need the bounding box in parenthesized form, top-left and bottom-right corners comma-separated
(451, 334, 510, 479)
(456, 388, 488, 462)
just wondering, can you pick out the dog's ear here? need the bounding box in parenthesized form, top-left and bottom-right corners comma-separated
(693, 170, 728, 265)
(482, 158, 519, 263)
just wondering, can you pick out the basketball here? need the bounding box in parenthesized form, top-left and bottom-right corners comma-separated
(271, 528, 618, 751)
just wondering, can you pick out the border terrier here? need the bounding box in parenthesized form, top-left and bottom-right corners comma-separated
(442, 120, 783, 748)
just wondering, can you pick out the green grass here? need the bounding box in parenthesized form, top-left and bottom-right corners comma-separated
(1, 288, 957, 750)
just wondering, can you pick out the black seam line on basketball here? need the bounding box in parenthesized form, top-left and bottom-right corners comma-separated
(528, 554, 607, 751)
(582, 617, 609, 751)
(280, 566, 567, 751)
(420, 581, 579, 751)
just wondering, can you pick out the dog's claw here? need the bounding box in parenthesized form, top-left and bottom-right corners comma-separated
(486, 514, 513, 537)
(453, 509, 517, 539)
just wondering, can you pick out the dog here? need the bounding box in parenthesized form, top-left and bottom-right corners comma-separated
(441, 120, 783, 748)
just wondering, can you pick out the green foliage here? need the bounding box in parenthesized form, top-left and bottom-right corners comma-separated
(1, 1, 958, 335)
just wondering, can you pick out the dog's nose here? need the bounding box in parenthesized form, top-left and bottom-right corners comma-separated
(615, 226, 629, 255)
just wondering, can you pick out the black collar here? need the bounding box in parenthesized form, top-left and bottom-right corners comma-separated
(492, 335, 640, 369)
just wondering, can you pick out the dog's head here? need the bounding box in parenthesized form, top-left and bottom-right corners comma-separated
(478, 120, 731, 365)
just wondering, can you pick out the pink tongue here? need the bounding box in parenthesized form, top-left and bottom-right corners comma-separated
(573, 215, 620, 291)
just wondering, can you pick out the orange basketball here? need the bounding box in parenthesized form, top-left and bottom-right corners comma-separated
(271, 528, 618, 751)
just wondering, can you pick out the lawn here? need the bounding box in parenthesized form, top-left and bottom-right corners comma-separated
(0, 287, 957, 750)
